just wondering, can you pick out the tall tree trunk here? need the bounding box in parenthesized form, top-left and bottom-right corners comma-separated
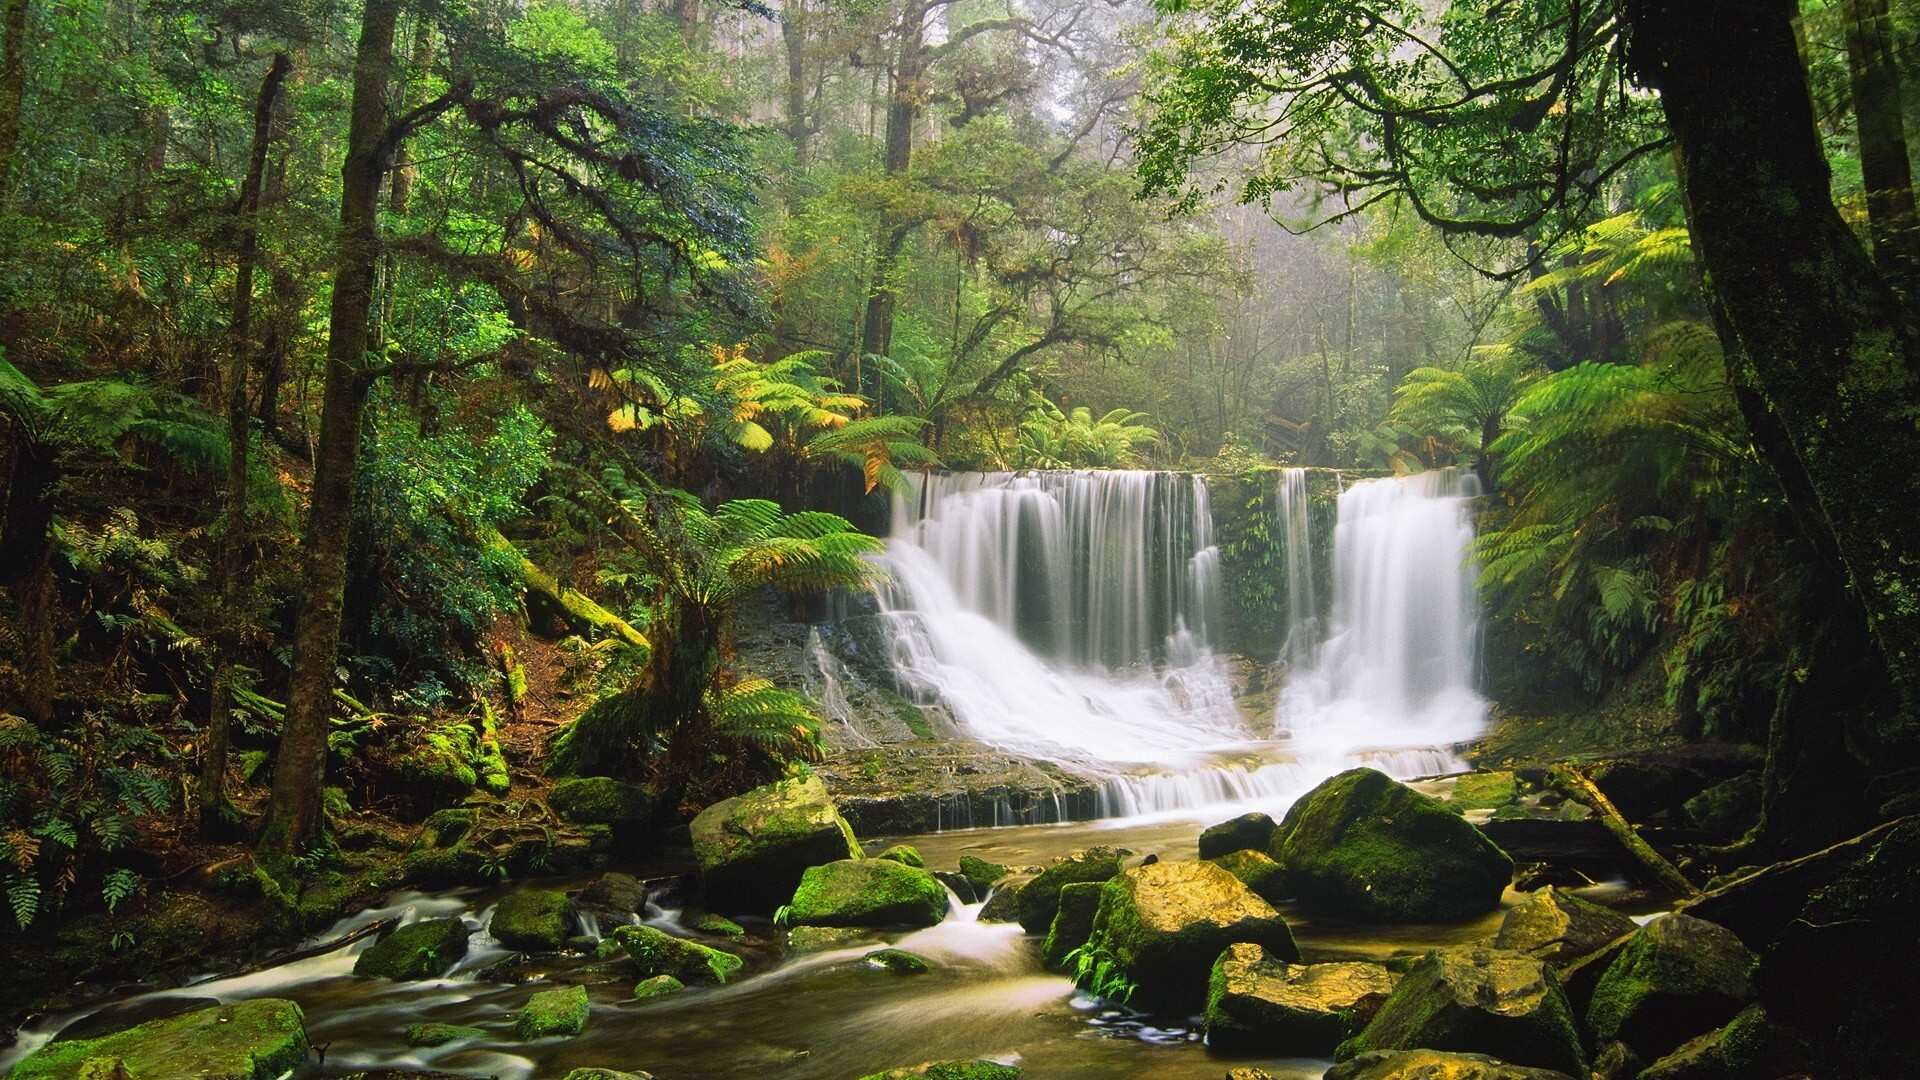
(257, 0, 399, 863)
(203, 52, 289, 836)
(857, 3, 927, 382)
(782, 0, 809, 166)
(389, 17, 433, 215)
(1845, 0, 1920, 297)
(1625, 0, 1920, 800)
(0, 0, 26, 196)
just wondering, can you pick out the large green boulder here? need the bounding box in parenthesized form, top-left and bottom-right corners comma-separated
(1585, 914, 1755, 1061)
(1209, 848, 1289, 906)
(958, 855, 1009, 895)
(1200, 811, 1278, 859)
(549, 776, 652, 828)
(977, 873, 1033, 923)
(787, 858, 950, 927)
(1493, 886, 1636, 967)
(858, 1063, 1020, 1080)
(690, 774, 862, 911)
(1338, 947, 1587, 1078)
(1271, 768, 1513, 922)
(353, 916, 472, 979)
(1326, 1050, 1575, 1080)
(489, 888, 579, 952)
(1040, 880, 1104, 969)
(613, 923, 744, 984)
(876, 843, 925, 867)
(10, 999, 309, 1080)
(1205, 942, 1397, 1053)
(515, 984, 590, 1039)
(1073, 859, 1299, 1011)
(1015, 847, 1123, 933)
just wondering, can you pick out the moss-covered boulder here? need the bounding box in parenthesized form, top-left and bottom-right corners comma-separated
(10, 999, 309, 1080)
(876, 844, 925, 867)
(1074, 859, 1299, 1011)
(866, 947, 932, 974)
(515, 984, 590, 1039)
(690, 774, 862, 911)
(958, 855, 1009, 895)
(577, 871, 649, 915)
(1016, 847, 1123, 933)
(489, 888, 579, 952)
(1200, 811, 1278, 859)
(633, 974, 686, 1000)
(787, 925, 870, 952)
(857, 1062, 1021, 1080)
(787, 858, 950, 927)
(1338, 947, 1586, 1077)
(405, 1022, 486, 1047)
(1451, 772, 1520, 811)
(1325, 1050, 1576, 1080)
(613, 924, 744, 984)
(1205, 942, 1397, 1053)
(977, 873, 1032, 923)
(1271, 768, 1513, 922)
(1585, 914, 1755, 1061)
(683, 908, 745, 936)
(1682, 773, 1760, 839)
(353, 917, 472, 979)
(1041, 880, 1104, 968)
(1208, 848, 1289, 907)
(1492, 887, 1636, 967)
(549, 776, 652, 829)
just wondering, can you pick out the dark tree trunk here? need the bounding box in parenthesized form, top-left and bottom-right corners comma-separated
(203, 52, 289, 836)
(782, 0, 809, 166)
(857, 3, 928, 380)
(0, 0, 25, 195)
(389, 17, 433, 215)
(257, 0, 399, 863)
(1625, 0, 1920, 779)
(1, 443, 57, 722)
(1845, 0, 1920, 297)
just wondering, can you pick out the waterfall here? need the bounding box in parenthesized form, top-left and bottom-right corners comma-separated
(1276, 470, 1486, 775)
(1276, 468, 1320, 669)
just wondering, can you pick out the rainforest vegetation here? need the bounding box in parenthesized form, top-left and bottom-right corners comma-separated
(0, 0, 1916, 1078)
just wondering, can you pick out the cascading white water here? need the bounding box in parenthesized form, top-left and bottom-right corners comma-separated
(1275, 467, 1320, 670)
(875, 468, 1487, 821)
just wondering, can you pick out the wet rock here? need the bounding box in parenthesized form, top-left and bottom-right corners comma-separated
(1585, 747, 1759, 822)
(786, 925, 870, 952)
(958, 855, 1009, 895)
(1324, 1049, 1576, 1080)
(49, 997, 221, 1044)
(1074, 859, 1299, 1011)
(613, 924, 744, 984)
(787, 858, 950, 928)
(633, 974, 686, 1000)
(489, 888, 579, 952)
(561, 1070, 656, 1080)
(857, 1062, 1021, 1080)
(876, 844, 925, 867)
(1199, 812, 1278, 859)
(576, 872, 649, 916)
(1040, 880, 1104, 969)
(354, 917, 472, 980)
(1271, 768, 1513, 923)
(1204, 942, 1396, 1053)
(405, 1022, 485, 1047)
(548, 776, 652, 829)
(1585, 914, 1755, 1061)
(682, 908, 745, 937)
(1208, 849, 1289, 907)
(514, 984, 589, 1039)
(690, 774, 862, 911)
(1016, 847, 1123, 934)
(866, 948, 931, 974)
(933, 870, 978, 903)
(1451, 771, 1520, 811)
(1492, 886, 1637, 966)
(1588, 1041, 1642, 1080)
(1227, 1070, 1278, 1080)
(976, 874, 1031, 923)
(1682, 774, 1760, 839)
(1337, 947, 1586, 1077)
(11, 999, 309, 1080)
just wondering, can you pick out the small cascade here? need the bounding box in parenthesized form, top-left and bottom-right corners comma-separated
(1277, 470, 1486, 771)
(1276, 467, 1321, 669)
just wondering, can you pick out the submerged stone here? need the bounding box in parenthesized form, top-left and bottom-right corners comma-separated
(1204, 942, 1396, 1053)
(1492, 886, 1637, 966)
(787, 925, 870, 952)
(1208, 848, 1290, 906)
(690, 774, 862, 912)
(1041, 880, 1104, 969)
(405, 1022, 486, 1047)
(866, 948, 932, 974)
(1271, 768, 1513, 922)
(1585, 914, 1755, 1061)
(489, 888, 579, 952)
(633, 974, 687, 1000)
(613, 924, 744, 984)
(11, 999, 309, 1080)
(1339, 947, 1587, 1077)
(1326, 1049, 1576, 1080)
(1016, 847, 1123, 934)
(353, 917, 472, 980)
(1200, 811, 1278, 859)
(515, 984, 590, 1039)
(561, 1070, 656, 1080)
(787, 858, 950, 928)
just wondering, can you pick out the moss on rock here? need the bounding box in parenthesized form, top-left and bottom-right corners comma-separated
(1272, 768, 1513, 922)
(1041, 880, 1104, 969)
(876, 844, 925, 867)
(958, 855, 1009, 895)
(1585, 914, 1755, 1061)
(405, 1022, 486, 1047)
(1325, 1049, 1576, 1080)
(614, 923, 744, 984)
(1205, 942, 1397, 1053)
(1208, 849, 1290, 907)
(10, 999, 309, 1080)
(866, 947, 932, 973)
(690, 774, 862, 912)
(489, 888, 579, 952)
(353, 917, 472, 979)
(1492, 887, 1636, 967)
(515, 984, 590, 1039)
(683, 908, 746, 936)
(1339, 947, 1586, 1077)
(1450, 772, 1521, 811)
(787, 858, 950, 928)
(633, 974, 687, 999)
(1200, 812, 1278, 859)
(858, 1062, 1021, 1080)
(549, 776, 652, 828)
(977, 873, 1032, 923)
(787, 925, 870, 952)
(1016, 847, 1122, 934)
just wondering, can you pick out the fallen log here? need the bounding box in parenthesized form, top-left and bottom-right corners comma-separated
(1550, 764, 1700, 899)
(474, 523, 651, 658)
(1678, 815, 1915, 947)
